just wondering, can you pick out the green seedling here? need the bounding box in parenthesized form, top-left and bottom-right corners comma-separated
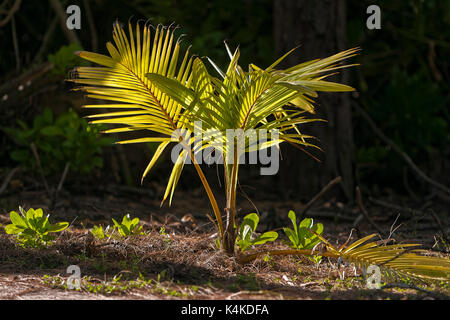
(90, 224, 111, 240)
(159, 226, 171, 246)
(283, 210, 323, 250)
(112, 214, 143, 237)
(5, 207, 69, 248)
(283, 210, 324, 264)
(236, 213, 278, 252)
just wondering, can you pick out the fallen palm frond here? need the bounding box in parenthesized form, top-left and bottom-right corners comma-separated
(238, 233, 450, 283)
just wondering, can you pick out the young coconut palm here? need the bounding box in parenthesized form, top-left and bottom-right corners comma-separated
(145, 44, 359, 254)
(72, 21, 357, 254)
(71, 22, 449, 285)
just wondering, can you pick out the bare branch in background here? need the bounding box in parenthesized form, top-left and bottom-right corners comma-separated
(299, 176, 342, 219)
(83, 0, 98, 51)
(352, 101, 450, 195)
(0, 0, 21, 27)
(49, 0, 81, 45)
(50, 162, 70, 210)
(32, 16, 58, 64)
(11, 15, 20, 71)
(355, 186, 385, 236)
(0, 167, 19, 196)
(30, 142, 51, 198)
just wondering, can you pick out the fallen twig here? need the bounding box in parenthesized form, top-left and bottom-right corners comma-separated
(368, 197, 430, 219)
(428, 209, 449, 243)
(30, 142, 51, 198)
(237, 248, 334, 264)
(299, 176, 342, 218)
(307, 210, 355, 222)
(355, 186, 385, 236)
(0, 61, 53, 98)
(386, 213, 402, 241)
(0, 167, 19, 196)
(57, 163, 70, 194)
(50, 162, 70, 210)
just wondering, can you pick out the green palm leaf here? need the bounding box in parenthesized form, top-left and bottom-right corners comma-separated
(147, 44, 360, 163)
(71, 22, 197, 204)
(327, 233, 450, 282)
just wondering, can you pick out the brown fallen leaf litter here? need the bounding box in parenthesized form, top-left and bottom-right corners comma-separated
(0, 183, 449, 300)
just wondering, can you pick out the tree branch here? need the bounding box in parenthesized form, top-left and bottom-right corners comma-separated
(299, 176, 342, 218)
(0, 0, 21, 27)
(48, 0, 81, 45)
(355, 186, 385, 236)
(352, 101, 450, 195)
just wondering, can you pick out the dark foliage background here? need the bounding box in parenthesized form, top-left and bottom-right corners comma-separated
(0, 0, 449, 200)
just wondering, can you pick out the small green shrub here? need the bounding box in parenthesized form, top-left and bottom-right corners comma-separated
(283, 210, 323, 251)
(90, 225, 110, 240)
(5, 207, 68, 248)
(5, 107, 113, 174)
(48, 43, 88, 76)
(236, 213, 278, 252)
(112, 214, 144, 237)
(159, 226, 171, 246)
(91, 214, 143, 240)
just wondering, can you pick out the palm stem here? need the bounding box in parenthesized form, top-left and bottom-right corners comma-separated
(223, 146, 239, 255)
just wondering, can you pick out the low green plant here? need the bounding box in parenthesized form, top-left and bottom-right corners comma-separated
(4, 107, 113, 175)
(159, 226, 171, 246)
(90, 214, 143, 240)
(90, 225, 110, 240)
(283, 210, 323, 251)
(48, 43, 88, 76)
(112, 214, 143, 237)
(159, 226, 167, 237)
(236, 213, 278, 252)
(5, 207, 69, 248)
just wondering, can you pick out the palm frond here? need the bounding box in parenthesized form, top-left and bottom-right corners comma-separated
(336, 234, 450, 282)
(148, 45, 359, 165)
(71, 22, 197, 204)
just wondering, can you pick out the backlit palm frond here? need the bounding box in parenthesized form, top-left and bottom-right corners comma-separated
(71, 22, 195, 204)
(216, 46, 359, 157)
(239, 232, 450, 283)
(147, 45, 359, 164)
(242, 47, 359, 144)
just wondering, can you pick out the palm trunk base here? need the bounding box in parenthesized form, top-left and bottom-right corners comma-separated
(222, 208, 236, 256)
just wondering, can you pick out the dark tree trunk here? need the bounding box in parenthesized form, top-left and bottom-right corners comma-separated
(273, 0, 354, 202)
